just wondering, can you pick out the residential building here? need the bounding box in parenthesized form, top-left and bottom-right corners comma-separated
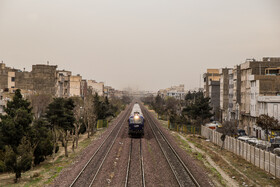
(249, 73, 280, 137)
(158, 84, 186, 100)
(56, 70, 71, 97)
(208, 80, 220, 120)
(88, 80, 104, 96)
(28, 64, 58, 95)
(232, 65, 241, 121)
(220, 68, 231, 122)
(104, 86, 116, 98)
(203, 69, 220, 98)
(69, 75, 82, 97)
(166, 91, 185, 100)
(80, 79, 88, 98)
(228, 69, 234, 121)
(0, 62, 18, 92)
(240, 57, 280, 134)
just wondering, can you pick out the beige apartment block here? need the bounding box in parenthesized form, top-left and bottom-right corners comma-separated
(56, 70, 71, 97)
(239, 57, 280, 135)
(157, 84, 185, 100)
(88, 80, 104, 96)
(7, 71, 15, 89)
(69, 75, 82, 97)
(0, 63, 18, 92)
(203, 69, 220, 98)
(249, 74, 280, 138)
(104, 86, 115, 98)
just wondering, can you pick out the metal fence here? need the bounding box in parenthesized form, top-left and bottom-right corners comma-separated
(97, 120, 108, 129)
(168, 121, 200, 135)
(201, 125, 280, 179)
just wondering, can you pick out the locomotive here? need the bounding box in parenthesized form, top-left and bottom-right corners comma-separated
(128, 103, 144, 136)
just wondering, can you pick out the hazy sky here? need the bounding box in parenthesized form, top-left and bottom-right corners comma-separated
(0, 0, 279, 91)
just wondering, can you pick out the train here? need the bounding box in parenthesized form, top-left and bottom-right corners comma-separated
(128, 103, 144, 136)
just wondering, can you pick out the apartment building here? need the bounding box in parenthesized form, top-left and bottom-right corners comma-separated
(0, 63, 18, 92)
(220, 68, 231, 122)
(80, 79, 88, 98)
(203, 69, 221, 120)
(208, 80, 220, 120)
(158, 84, 186, 100)
(69, 75, 82, 97)
(203, 69, 220, 98)
(56, 70, 71, 97)
(88, 80, 104, 96)
(232, 65, 241, 121)
(204, 57, 280, 138)
(240, 58, 280, 135)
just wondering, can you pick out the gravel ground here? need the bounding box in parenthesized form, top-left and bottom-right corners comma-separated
(127, 138, 142, 187)
(91, 117, 130, 187)
(50, 107, 130, 187)
(145, 108, 214, 187)
(142, 119, 179, 187)
(50, 104, 213, 187)
(90, 107, 179, 187)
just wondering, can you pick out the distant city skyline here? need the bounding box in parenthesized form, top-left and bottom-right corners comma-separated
(1, 0, 279, 91)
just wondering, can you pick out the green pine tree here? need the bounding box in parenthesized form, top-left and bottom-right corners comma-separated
(0, 89, 33, 182)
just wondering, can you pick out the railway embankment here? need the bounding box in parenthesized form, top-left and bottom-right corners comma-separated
(147, 108, 280, 186)
(0, 109, 125, 187)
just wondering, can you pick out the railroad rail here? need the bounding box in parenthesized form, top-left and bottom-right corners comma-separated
(142, 106, 200, 187)
(125, 138, 145, 187)
(69, 104, 132, 187)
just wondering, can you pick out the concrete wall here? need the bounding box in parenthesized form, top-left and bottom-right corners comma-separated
(201, 125, 280, 179)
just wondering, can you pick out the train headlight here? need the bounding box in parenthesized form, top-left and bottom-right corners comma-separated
(134, 115, 139, 120)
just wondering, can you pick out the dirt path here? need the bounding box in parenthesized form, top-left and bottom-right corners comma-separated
(177, 134, 239, 187)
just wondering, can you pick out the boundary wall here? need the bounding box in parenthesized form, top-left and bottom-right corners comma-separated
(201, 125, 280, 179)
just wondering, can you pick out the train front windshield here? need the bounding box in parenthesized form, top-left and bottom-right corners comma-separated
(130, 116, 143, 124)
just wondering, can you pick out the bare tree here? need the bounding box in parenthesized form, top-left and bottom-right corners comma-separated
(257, 114, 279, 141)
(217, 120, 237, 150)
(59, 129, 71, 157)
(83, 94, 96, 138)
(72, 97, 84, 149)
(29, 94, 52, 119)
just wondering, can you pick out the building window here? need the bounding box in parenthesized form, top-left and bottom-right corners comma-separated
(11, 77, 15, 82)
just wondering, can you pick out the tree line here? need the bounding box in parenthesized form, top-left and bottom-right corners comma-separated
(142, 91, 213, 127)
(143, 91, 280, 140)
(0, 89, 130, 182)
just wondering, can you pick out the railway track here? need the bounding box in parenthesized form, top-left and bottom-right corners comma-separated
(125, 138, 145, 187)
(142, 106, 200, 187)
(69, 105, 132, 187)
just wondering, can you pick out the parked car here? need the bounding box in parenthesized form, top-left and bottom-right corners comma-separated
(247, 138, 259, 146)
(268, 136, 280, 151)
(237, 136, 251, 142)
(205, 121, 222, 130)
(237, 129, 247, 137)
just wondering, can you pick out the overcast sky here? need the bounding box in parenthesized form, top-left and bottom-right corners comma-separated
(0, 0, 279, 91)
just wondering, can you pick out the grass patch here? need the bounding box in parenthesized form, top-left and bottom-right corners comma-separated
(183, 135, 280, 186)
(209, 167, 226, 186)
(175, 134, 192, 153)
(23, 177, 42, 187)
